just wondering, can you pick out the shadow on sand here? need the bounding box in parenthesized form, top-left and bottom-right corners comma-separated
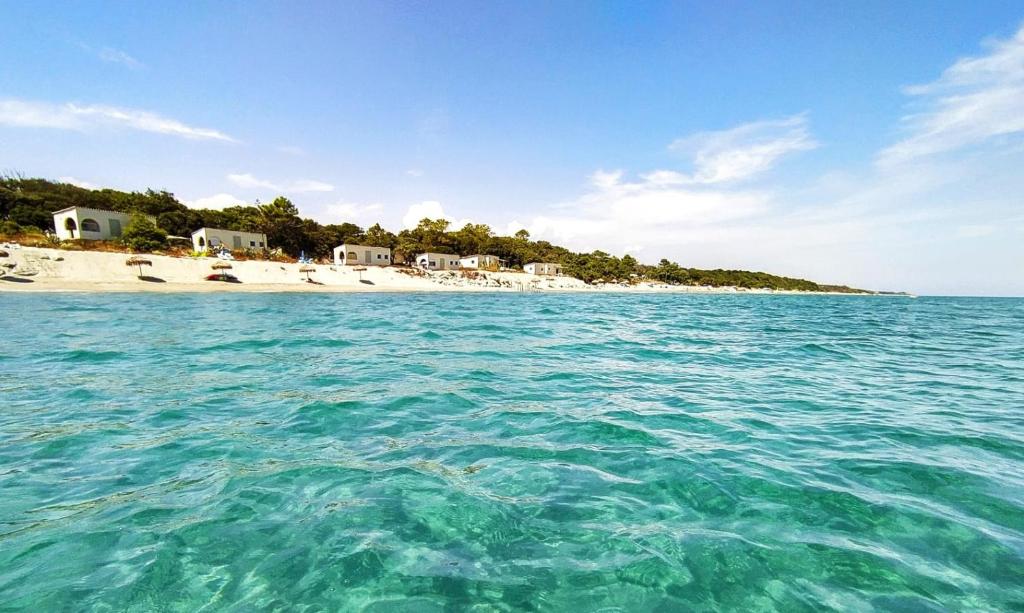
(0, 275, 34, 284)
(138, 276, 167, 283)
(360, 279, 375, 285)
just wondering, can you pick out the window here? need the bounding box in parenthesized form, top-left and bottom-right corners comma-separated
(81, 218, 101, 232)
(250, 241, 256, 247)
(347, 251, 357, 260)
(259, 241, 264, 247)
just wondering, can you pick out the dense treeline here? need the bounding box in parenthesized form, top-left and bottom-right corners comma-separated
(0, 176, 860, 291)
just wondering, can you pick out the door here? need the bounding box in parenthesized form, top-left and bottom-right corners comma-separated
(364, 250, 370, 264)
(109, 219, 122, 237)
(233, 235, 243, 248)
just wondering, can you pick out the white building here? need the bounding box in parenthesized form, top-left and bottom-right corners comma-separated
(53, 207, 137, 240)
(191, 227, 267, 252)
(458, 254, 501, 271)
(524, 262, 562, 276)
(416, 252, 460, 271)
(333, 244, 392, 266)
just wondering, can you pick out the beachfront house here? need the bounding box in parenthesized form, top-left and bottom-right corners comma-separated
(333, 244, 392, 266)
(52, 207, 139, 241)
(458, 254, 501, 271)
(416, 252, 460, 271)
(524, 262, 562, 276)
(191, 227, 267, 252)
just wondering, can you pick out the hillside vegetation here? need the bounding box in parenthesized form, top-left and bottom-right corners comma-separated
(0, 176, 867, 292)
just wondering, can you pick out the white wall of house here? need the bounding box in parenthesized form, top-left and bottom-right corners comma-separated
(525, 262, 562, 276)
(52, 207, 136, 241)
(191, 227, 267, 252)
(458, 254, 500, 270)
(416, 252, 460, 271)
(333, 244, 392, 266)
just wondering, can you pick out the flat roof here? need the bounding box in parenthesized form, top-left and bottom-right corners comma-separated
(52, 205, 127, 215)
(336, 243, 391, 249)
(191, 227, 266, 237)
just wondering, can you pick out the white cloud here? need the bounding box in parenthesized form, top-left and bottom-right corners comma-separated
(320, 200, 385, 225)
(956, 224, 996, 238)
(0, 99, 234, 141)
(878, 25, 1024, 166)
(668, 114, 818, 184)
(58, 176, 98, 189)
(184, 193, 247, 210)
(402, 201, 447, 229)
(401, 201, 472, 230)
(226, 173, 334, 193)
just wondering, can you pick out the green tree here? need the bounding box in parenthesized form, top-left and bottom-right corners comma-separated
(121, 214, 167, 251)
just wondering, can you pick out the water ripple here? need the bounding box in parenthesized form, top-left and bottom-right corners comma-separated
(1, 293, 1022, 610)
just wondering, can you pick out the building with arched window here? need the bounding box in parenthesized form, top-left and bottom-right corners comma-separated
(52, 207, 138, 241)
(415, 252, 460, 271)
(191, 227, 267, 253)
(333, 244, 391, 266)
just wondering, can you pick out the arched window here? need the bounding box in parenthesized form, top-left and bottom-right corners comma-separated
(81, 219, 101, 232)
(347, 251, 357, 260)
(198, 237, 206, 247)
(210, 237, 221, 247)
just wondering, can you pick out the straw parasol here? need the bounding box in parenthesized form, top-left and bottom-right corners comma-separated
(125, 255, 152, 277)
(353, 266, 367, 282)
(299, 264, 316, 281)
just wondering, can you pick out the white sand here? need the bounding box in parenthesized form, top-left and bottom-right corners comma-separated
(0, 246, 842, 294)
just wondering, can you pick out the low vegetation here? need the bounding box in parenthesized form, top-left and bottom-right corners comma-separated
(0, 175, 867, 292)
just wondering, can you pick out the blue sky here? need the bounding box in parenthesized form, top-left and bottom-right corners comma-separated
(2, 1, 1023, 295)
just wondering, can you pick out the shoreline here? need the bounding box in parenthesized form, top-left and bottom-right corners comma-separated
(0, 245, 892, 296)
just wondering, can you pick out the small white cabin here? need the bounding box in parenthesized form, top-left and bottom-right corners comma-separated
(458, 254, 500, 271)
(334, 244, 392, 266)
(416, 252, 460, 271)
(53, 207, 136, 240)
(191, 227, 267, 252)
(524, 262, 562, 276)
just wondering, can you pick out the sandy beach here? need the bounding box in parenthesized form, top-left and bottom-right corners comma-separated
(0, 246, 838, 294)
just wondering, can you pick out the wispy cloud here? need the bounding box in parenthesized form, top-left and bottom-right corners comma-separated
(97, 47, 144, 69)
(78, 43, 144, 69)
(667, 114, 818, 184)
(878, 25, 1024, 166)
(226, 173, 334, 193)
(0, 99, 235, 142)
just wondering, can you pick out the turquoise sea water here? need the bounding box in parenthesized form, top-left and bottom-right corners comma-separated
(1, 293, 1022, 611)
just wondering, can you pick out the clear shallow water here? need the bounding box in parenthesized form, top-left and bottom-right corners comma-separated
(1, 293, 1022, 612)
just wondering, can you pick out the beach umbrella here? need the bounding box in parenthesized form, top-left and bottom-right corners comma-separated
(125, 255, 152, 277)
(353, 266, 367, 281)
(299, 264, 316, 281)
(211, 260, 233, 280)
